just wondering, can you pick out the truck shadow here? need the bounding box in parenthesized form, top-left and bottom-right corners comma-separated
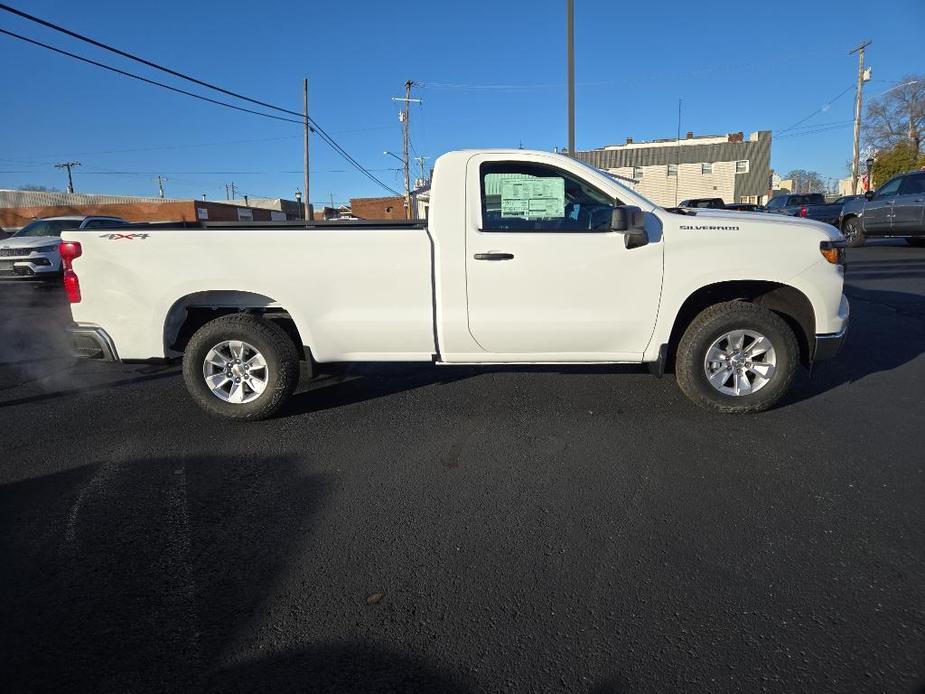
(786, 286, 925, 406)
(282, 362, 647, 417)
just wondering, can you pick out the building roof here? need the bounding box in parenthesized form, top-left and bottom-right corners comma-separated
(0, 189, 174, 208)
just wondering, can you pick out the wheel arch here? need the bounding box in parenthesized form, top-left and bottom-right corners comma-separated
(667, 280, 815, 367)
(163, 290, 307, 359)
(840, 212, 858, 231)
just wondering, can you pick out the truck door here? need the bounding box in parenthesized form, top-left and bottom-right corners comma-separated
(864, 176, 903, 233)
(463, 158, 663, 359)
(892, 173, 925, 236)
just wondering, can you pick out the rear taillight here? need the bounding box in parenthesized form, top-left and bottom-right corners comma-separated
(59, 241, 82, 303)
(799, 206, 808, 218)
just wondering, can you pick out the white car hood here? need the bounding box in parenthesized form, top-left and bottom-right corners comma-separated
(0, 235, 60, 250)
(675, 209, 843, 241)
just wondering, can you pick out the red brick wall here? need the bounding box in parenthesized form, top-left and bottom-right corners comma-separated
(0, 201, 274, 229)
(349, 196, 407, 220)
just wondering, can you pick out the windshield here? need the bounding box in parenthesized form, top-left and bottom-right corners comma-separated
(566, 158, 657, 210)
(14, 219, 81, 238)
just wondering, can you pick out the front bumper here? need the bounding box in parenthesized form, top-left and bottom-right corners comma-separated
(0, 253, 59, 277)
(69, 325, 120, 362)
(813, 321, 848, 362)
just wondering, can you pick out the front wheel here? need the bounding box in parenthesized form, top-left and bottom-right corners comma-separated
(182, 314, 300, 420)
(675, 302, 799, 414)
(841, 216, 865, 247)
(906, 238, 925, 247)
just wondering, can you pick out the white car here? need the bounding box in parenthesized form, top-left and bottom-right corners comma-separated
(63, 150, 848, 418)
(0, 215, 126, 279)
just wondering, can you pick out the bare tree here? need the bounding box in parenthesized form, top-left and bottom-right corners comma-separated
(784, 169, 827, 193)
(863, 75, 925, 155)
(17, 184, 61, 192)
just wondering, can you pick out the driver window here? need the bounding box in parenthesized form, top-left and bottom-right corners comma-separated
(875, 178, 903, 198)
(480, 162, 617, 232)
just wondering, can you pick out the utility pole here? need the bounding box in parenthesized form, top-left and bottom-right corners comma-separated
(54, 161, 80, 194)
(414, 156, 430, 184)
(303, 78, 311, 221)
(156, 175, 168, 199)
(850, 40, 872, 195)
(392, 81, 420, 219)
(674, 98, 681, 206)
(566, 0, 575, 155)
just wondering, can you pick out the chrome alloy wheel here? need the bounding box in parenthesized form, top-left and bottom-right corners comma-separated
(202, 340, 269, 404)
(703, 329, 777, 397)
(843, 218, 861, 244)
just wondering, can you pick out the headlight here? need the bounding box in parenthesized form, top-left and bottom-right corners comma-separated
(32, 245, 58, 253)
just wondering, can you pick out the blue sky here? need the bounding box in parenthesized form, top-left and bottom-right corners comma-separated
(1, 0, 923, 205)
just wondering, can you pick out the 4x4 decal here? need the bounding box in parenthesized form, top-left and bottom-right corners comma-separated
(99, 233, 150, 240)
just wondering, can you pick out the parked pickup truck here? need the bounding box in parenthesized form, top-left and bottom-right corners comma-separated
(838, 170, 925, 247)
(764, 193, 843, 226)
(63, 150, 849, 419)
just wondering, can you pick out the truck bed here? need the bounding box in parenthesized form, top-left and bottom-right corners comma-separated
(67, 223, 437, 362)
(111, 219, 428, 231)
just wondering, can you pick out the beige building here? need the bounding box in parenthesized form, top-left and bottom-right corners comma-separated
(574, 131, 772, 207)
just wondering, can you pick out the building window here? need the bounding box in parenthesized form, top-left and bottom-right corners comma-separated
(632, 166, 643, 179)
(701, 163, 713, 175)
(667, 163, 677, 177)
(735, 160, 749, 174)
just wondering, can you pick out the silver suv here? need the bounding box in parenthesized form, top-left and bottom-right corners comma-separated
(0, 216, 126, 278)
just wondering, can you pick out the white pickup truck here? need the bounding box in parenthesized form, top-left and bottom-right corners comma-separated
(62, 150, 848, 419)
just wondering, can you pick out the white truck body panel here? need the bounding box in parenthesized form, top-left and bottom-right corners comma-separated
(70, 229, 435, 362)
(65, 149, 848, 367)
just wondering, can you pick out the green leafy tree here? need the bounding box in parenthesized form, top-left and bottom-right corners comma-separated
(870, 140, 925, 188)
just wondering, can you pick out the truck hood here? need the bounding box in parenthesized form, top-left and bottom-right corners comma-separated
(673, 209, 843, 241)
(0, 235, 60, 249)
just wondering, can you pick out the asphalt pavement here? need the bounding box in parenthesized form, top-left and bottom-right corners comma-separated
(1, 244, 923, 693)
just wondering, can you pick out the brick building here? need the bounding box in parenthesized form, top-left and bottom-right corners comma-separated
(0, 190, 301, 230)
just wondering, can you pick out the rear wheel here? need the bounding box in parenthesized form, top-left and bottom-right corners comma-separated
(905, 238, 925, 247)
(182, 314, 300, 420)
(675, 302, 799, 414)
(841, 216, 865, 247)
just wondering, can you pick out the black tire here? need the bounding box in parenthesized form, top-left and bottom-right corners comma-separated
(675, 301, 799, 414)
(841, 216, 865, 248)
(905, 238, 925, 247)
(182, 314, 300, 420)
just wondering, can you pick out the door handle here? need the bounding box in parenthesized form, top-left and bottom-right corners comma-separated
(473, 252, 514, 261)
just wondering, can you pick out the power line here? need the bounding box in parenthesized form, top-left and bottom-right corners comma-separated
(0, 29, 304, 125)
(777, 84, 855, 133)
(0, 5, 400, 195)
(0, 3, 304, 119)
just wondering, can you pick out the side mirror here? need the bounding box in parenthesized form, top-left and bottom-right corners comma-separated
(611, 205, 648, 249)
(864, 190, 875, 201)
